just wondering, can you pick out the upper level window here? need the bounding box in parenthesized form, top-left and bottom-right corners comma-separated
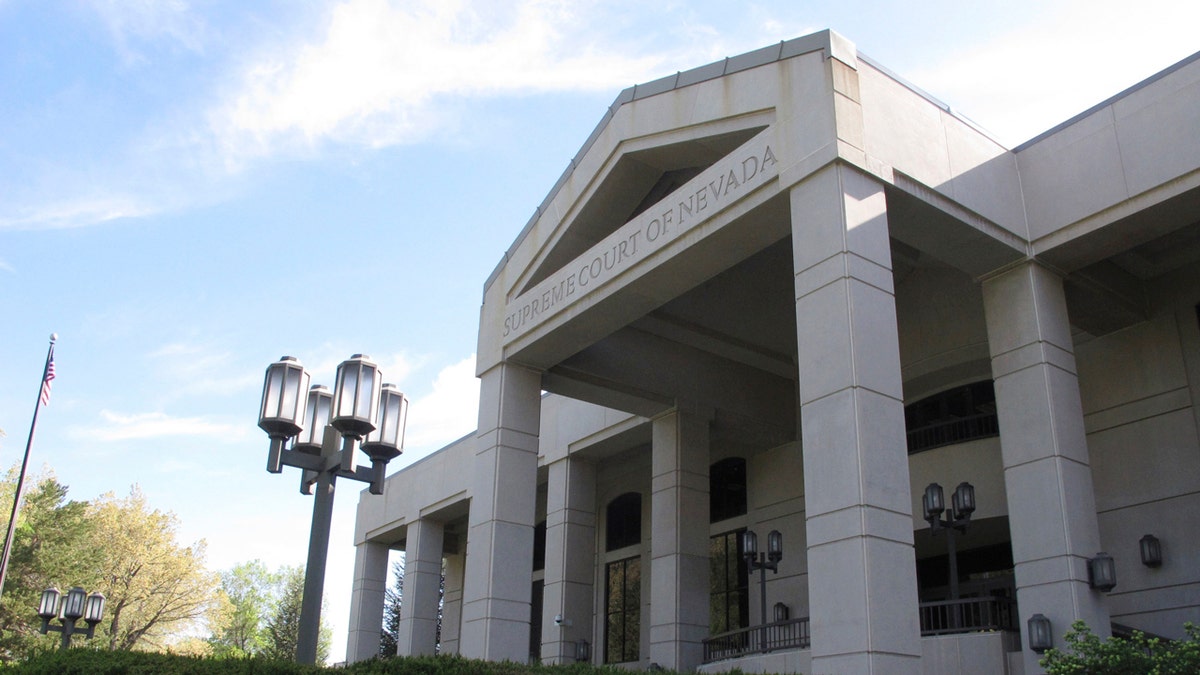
(710, 458, 747, 523)
(905, 380, 999, 454)
(606, 493, 642, 552)
(533, 520, 546, 571)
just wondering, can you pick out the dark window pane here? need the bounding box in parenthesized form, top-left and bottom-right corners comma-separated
(606, 493, 642, 551)
(710, 458, 748, 522)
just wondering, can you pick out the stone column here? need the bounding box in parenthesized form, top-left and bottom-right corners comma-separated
(791, 163, 921, 674)
(460, 362, 542, 661)
(541, 456, 597, 664)
(982, 261, 1111, 675)
(345, 540, 390, 662)
(440, 551, 466, 655)
(649, 408, 710, 672)
(397, 518, 444, 656)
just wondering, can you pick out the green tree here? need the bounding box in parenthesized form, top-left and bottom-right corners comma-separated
(379, 559, 403, 656)
(209, 560, 279, 657)
(86, 487, 223, 652)
(0, 468, 96, 660)
(261, 565, 330, 664)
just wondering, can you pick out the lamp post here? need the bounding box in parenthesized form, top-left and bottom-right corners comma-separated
(258, 355, 408, 665)
(743, 529, 782, 652)
(922, 481, 975, 601)
(38, 586, 105, 650)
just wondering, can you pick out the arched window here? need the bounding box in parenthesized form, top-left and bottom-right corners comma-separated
(606, 493, 642, 552)
(710, 457, 747, 523)
(905, 380, 999, 454)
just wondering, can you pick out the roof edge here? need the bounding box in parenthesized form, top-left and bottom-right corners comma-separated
(483, 29, 842, 296)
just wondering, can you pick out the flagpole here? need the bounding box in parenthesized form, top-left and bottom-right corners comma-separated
(0, 333, 57, 603)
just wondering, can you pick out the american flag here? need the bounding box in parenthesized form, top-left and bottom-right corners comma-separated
(40, 357, 55, 406)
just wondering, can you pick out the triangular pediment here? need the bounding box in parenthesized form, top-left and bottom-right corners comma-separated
(517, 125, 768, 296)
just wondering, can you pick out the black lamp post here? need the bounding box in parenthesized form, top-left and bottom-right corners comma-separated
(37, 586, 105, 650)
(258, 354, 409, 664)
(922, 481, 975, 601)
(743, 529, 783, 652)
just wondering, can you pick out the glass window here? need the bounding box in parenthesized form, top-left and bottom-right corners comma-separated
(533, 520, 546, 571)
(710, 529, 749, 634)
(605, 557, 641, 663)
(606, 493, 642, 552)
(710, 458, 747, 523)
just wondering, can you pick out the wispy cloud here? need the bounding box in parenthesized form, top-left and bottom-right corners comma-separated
(148, 341, 261, 398)
(0, 195, 157, 231)
(89, 0, 208, 65)
(400, 353, 479, 459)
(906, 0, 1200, 145)
(75, 410, 248, 442)
(209, 0, 673, 162)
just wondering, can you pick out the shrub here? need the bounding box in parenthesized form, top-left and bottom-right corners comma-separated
(1040, 620, 1200, 675)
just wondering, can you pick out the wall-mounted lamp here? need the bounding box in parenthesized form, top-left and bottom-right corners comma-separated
(1140, 534, 1163, 568)
(1028, 613, 1053, 653)
(574, 639, 590, 663)
(773, 602, 790, 623)
(1088, 552, 1117, 592)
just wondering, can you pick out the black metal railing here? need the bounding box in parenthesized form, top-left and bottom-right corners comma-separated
(919, 596, 1018, 636)
(701, 597, 1020, 664)
(702, 617, 811, 663)
(907, 412, 999, 454)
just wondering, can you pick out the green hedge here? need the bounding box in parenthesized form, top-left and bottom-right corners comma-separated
(3, 651, 694, 675)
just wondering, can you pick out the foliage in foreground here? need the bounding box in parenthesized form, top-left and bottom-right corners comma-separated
(1040, 621, 1200, 675)
(3, 651, 711, 675)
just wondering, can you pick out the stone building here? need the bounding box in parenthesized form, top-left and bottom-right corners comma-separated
(345, 31, 1200, 674)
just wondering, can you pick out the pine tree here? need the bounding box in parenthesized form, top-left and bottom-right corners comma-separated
(379, 559, 403, 656)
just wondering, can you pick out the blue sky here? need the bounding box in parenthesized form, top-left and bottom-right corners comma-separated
(2, 0, 1197, 663)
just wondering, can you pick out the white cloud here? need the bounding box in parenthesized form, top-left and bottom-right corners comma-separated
(75, 410, 248, 442)
(0, 194, 156, 231)
(210, 0, 673, 161)
(89, 0, 208, 64)
(148, 342, 262, 398)
(400, 354, 479, 457)
(906, 0, 1200, 145)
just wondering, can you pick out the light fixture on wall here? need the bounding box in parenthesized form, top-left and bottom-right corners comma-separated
(1028, 613, 1053, 653)
(1088, 552, 1117, 592)
(1140, 534, 1163, 568)
(773, 602, 790, 622)
(574, 638, 590, 663)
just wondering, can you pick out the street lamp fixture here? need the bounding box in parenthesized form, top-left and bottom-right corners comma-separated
(38, 586, 105, 650)
(923, 481, 975, 602)
(743, 529, 783, 652)
(257, 354, 409, 665)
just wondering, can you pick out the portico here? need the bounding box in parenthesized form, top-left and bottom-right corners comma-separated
(348, 29, 1200, 675)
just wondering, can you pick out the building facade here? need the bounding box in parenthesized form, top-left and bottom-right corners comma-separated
(346, 31, 1200, 674)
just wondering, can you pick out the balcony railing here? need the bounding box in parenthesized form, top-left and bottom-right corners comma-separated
(907, 412, 999, 454)
(701, 597, 1018, 664)
(703, 617, 811, 663)
(919, 596, 1017, 635)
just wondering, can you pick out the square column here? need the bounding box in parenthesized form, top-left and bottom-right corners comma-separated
(345, 540, 390, 663)
(791, 163, 921, 674)
(397, 518, 444, 656)
(440, 551, 465, 655)
(460, 362, 542, 661)
(649, 408, 710, 672)
(982, 262, 1110, 674)
(541, 456, 597, 664)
